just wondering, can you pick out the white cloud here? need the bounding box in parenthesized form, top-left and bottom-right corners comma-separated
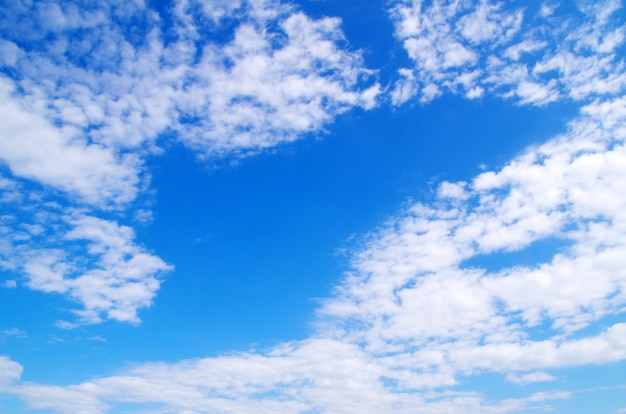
(2, 0, 378, 179)
(0, 200, 172, 326)
(390, 0, 626, 105)
(1, 339, 571, 414)
(438, 181, 469, 200)
(0, 0, 378, 326)
(1, 0, 625, 412)
(175, 10, 379, 156)
(4, 95, 625, 413)
(319, 96, 626, 378)
(0, 357, 22, 391)
(0, 78, 142, 208)
(505, 371, 556, 385)
(0, 40, 23, 67)
(56, 214, 172, 326)
(450, 323, 626, 372)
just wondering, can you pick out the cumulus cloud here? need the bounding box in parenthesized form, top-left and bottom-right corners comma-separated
(0, 195, 172, 326)
(390, 0, 626, 105)
(1, 0, 626, 413)
(317, 96, 626, 389)
(0, 0, 378, 325)
(3, 93, 626, 414)
(1, 0, 378, 178)
(0, 78, 142, 207)
(173, 8, 380, 156)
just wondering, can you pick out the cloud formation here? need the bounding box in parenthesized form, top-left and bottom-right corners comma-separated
(3, 92, 625, 414)
(173, 5, 380, 156)
(0, 0, 378, 325)
(390, 0, 626, 105)
(1, 0, 625, 412)
(0, 194, 171, 326)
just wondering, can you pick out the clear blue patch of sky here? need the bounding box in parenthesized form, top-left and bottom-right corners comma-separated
(0, 280, 96, 384)
(461, 236, 575, 274)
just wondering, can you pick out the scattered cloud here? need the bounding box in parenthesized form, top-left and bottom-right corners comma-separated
(390, 0, 626, 105)
(1, 0, 625, 412)
(2, 91, 625, 414)
(0, 195, 172, 326)
(1, 0, 378, 186)
(320, 97, 626, 367)
(0, 0, 378, 326)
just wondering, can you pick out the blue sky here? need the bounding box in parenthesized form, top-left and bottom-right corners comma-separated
(1, 0, 626, 412)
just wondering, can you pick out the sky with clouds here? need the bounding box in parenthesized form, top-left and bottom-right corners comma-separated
(0, 0, 625, 412)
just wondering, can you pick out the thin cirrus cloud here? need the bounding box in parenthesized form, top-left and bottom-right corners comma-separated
(0, 0, 625, 413)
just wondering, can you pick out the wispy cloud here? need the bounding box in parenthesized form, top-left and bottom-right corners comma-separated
(506, 371, 556, 385)
(2, 280, 16, 289)
(0, 328, 26, 341)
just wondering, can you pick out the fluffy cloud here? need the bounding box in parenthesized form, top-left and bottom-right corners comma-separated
(1, 0, 378, 175)
(176, 10, 380, 156)
(0, 78, 142, 207)
(318, 96, 626, 389)
(0, 184, 171, 326)
(390, 0, 626, 105)
(0, 0, 378, 325)
(1, 0, 625, 412)
(3, 93, 625, 414)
